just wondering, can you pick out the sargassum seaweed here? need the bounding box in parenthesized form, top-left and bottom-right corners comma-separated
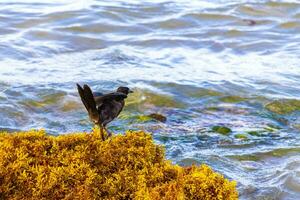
(0, 128, 238, 200)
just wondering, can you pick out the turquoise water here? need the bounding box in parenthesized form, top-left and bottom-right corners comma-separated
(0, 0, 300, 199)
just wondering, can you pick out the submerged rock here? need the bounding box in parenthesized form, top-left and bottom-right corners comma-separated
(220, 95, 246, 103)
(242, 19, 257, 26)
(119, 113, 153, 123)
(0, 128, 238, 199)
(247, 131, 263, 137)
(125, 89, 185, 110)
(205, 106, 249, 115)
(122, 113, 167, 123)
(265, 99, 300, 115)
(211, 126, 232, 135)
(20, 92, 66, 108)
(293, 124, 300, 130)
(246, 129, 277, 137)
(234, 134, 248, 140)
(189, 88, 222, 98)
(147, 113, 167, 122)
(60, 100, 81, 112)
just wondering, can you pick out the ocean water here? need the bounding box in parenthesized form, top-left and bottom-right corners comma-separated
(0, 0, 300, 199)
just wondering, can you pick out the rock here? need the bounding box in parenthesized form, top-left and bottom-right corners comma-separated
(219, 95, 246, 103)
(234, 134, 248, 140)
(265, 99, 300, 115)
(147, 113, 167, 122)
(242, 19, 257, 26)
(125, 89, 185, 110)
(211, 126, 232, 136)
(246, 130, 268, 137)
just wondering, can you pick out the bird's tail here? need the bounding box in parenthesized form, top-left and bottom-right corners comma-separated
(76, 84, 100, 124)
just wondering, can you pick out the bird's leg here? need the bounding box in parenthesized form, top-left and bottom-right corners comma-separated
(104, 126, 112, 138)
(99, 125, 105, 141)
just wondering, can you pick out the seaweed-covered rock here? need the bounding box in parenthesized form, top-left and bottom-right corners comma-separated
(234, 134, 248, 140)
(247, 131, 263, 137)
(148, 113, 167, 122)
(20, 92, 66, 108)
(265, 99, 300, 115)
(126, 89, 185, 110)
(0, 128, 238, 200)
(220, 95, 246, 103)
(211, 126, 232, 136)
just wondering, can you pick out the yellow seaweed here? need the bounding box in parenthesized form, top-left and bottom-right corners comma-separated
(0, 128, 238, 200)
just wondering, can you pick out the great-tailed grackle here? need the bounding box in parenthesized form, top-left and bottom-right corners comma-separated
(77, 84, 133, 140)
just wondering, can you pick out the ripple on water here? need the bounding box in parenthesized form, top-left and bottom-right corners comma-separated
(278, 21, 300, 33)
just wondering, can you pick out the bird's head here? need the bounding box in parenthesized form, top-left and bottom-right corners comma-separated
(116, 86, 133, 95)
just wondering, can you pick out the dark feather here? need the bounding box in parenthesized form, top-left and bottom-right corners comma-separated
(77, 84, 89, 112)
(94, 92, 127, 106)
(77, 84, 100, 123)
(93, 92, 103, 97)
(83, 85, 100, 123)
(83, 85, 97, 111)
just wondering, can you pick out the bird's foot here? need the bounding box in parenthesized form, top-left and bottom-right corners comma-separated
(99, 127, 106, 141)
(98, 126, 112, 141)
(105, 128, 112, 138)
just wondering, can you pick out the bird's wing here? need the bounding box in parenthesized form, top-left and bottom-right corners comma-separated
(76, 84, 100, 123)
(94, 92, 127, 105)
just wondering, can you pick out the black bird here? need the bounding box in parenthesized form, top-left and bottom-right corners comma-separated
(77, 84, 133, 140)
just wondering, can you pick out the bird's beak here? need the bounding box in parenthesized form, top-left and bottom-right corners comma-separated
(129, 90, 134, 93)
